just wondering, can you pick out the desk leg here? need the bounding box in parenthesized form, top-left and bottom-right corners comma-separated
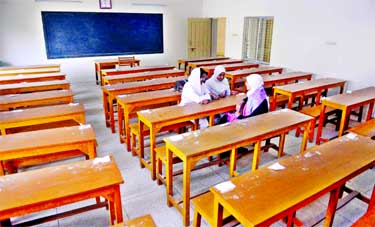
(301, 121, 311, 152)
(114, 185, 124, 223)
(109, 97, 116, 133)
(229, 147, 238, 177)
(316, 105, 327, 145)
(209, 115, 215, 127)
(278, 133, 286, 157)
(166, 146, 174, 207)
(324, 188, 340, 227)
(367, 102, 374, 121)
(0, 161, 5, 176)
(368, 185, 375, 211)
(251, 141, 262, 171)
(138, 120, 145, 168)
(182, 160, 193, 227)
(338, 107, 348, 137)
(150, 126, 157, 180)
(213, 196, 224, 227)
(230, 79, 235, 91)
(271, 92, 278, 111)
(117, 104, 124, 144)
(287, 96, 294, 109)
(124, 110, 132, 153)
(95, 64, 99, 85)
(102, 92, 110, 128)
(87, 142, 97, 159)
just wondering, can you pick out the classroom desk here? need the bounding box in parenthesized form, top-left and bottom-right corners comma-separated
(177, 56, 230, 72)
(187, 59, 243, 74)
(210, 134, 375, 227)
(0, 80, 70, 95)
(103, 69, 185, 85)
(271, 78, 346, 111)
(117, 89, 181, 150)
(0, 156, 124, 226)
(137, 94, 246, 181)
(348, 118, 375, 138)
(0, 125, 96, 176)
(225, 67, 284, 90)
(316, 87, 375, 144)
(0, 72, 65, 85)
(0, 67, 60, 76)
(352, 201, 375, 227)
(0, 90, 74, 111)
(101, 65, 173, 85)
(164, 109, 312, 226)
(201, 63, 259, 76)
(94, 58, 140, 85)
(0, 103, 85, 135)
(102, 76, 187, 133)
(0, 64, 60, 71)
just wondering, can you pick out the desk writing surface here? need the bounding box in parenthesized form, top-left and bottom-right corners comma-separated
(348, 118, 375, 138)
(262, 72, 312, 83)
(0, 72, 65, 83)
(203, 63, 259, 70)
(191, 59, 243, 66)
(105, 69, 184, 81)
(178, 57, 229, 62)
(0, 80, 69, 90)
(210, 134, 375, 226)
(0, 67, 60, 76)
(102, 65, 174, 75)
(137, 94, 245, 124)
(0, 125, 95, 155)
(0, 156, 123, 213)
(0, 90, 73, 105)
(117, 89, 180, 104)
(0, 64, 60, 71)
(273, 78, 344, 93)
(323, 86, 375, 106)
(164, 109, 312, 158)
(103, 76, 187, 92)
(0, 103, 84, 124)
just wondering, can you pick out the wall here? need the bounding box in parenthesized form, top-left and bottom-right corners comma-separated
(202, 0, 375, 90)
(0, 0, 203, 82)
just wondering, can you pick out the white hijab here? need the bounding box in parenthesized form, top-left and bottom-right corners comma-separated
(246, 74, 264, 96)
(180, 68, 211, 105)
(187, 68, 204, 95)
(205, 65, 230, 96)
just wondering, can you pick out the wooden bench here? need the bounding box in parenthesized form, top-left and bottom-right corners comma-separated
(0, 64, 60, 71)
(129, 120, 196, 160)
(111, 214, 156, 227)
(192, 192, 233, 227)
(0, 80, 70, 95)
(0, 103, 85, 135)
(0, 155, 124, 226)
(348, 118, 375, 139)
(0, 125, 97, 175)
(351, 186, 375, 227)
(118, 56, 136, 66)
(0, 89, 74, 111)
(0, 72, 66, 85)
(0, 67, 60, 77)
(296, 105, 339, 142)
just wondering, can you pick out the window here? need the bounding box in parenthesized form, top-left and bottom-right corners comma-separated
(242, 17, 274, 64)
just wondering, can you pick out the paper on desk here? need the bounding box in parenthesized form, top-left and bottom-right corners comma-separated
(303, 151, 314, 158)
(346, 133, 358, 140)
(139, 109, 152, 114)
(236, 93, 245, 96)
(93, 156, 111, 165)
(11, 109, 23, 112)
(79, 124, 91, 130)
(268, 162, 285, 171)
(215, 181, 236, 194)
(68, 103, 79, 106)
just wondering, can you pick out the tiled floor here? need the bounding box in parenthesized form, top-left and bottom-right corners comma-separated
(11, 81, 374, 227)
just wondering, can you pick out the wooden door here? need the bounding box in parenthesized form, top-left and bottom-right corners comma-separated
(187, 18, 212, 58)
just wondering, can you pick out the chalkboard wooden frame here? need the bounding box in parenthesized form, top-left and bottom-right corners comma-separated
(41, 11, 164, 59)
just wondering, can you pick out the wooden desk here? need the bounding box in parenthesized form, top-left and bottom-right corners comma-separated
(271, 78, 346, 111)
(102, 76, 187, 133)
(0, 125, 96, 175)
(210, 134, 375, 227)
(0, 67, 60, 76)
(187, 59, 243, 74)
(101, 64, 173, 85)
(117, 89, 181, 150)
(164, 109, 312, 226)
(348, 118, 375, 138)
(0, 80, 70, 95)
(225, 67, 283, 90)
(0, 72, 65, 85)
(0, 90, 74, 111)
(352, 201, 375, 227)
(103, 69, 185, 85)
(316, 87, 375, 144)
(201, 63, 259, 76)
(177, 56, 230, 72)
(0, 103, 85, 135)
(0, 64, 60, 71)
(94, 58, 140, 85)
(0, 156, 124, 226)
(137, 94, 246, 181)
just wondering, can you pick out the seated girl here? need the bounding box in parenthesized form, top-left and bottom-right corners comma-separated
(205, 65, 231, 99)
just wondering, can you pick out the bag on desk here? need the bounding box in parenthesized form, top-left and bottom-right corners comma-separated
(174, 79, 188, 93)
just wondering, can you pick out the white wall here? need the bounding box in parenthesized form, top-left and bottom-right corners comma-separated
(202, 0, 375, 90)
(0, 0, 203, 83)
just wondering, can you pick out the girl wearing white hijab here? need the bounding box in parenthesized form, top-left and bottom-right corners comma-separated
(180, 68, 211, 128)
(205, 65, 231, 99)
(225, 74, 268, 122)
